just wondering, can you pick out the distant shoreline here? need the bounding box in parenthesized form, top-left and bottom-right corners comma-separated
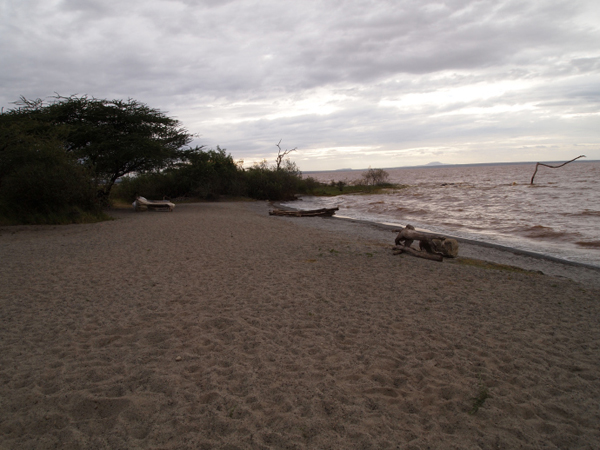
(303, 159, 599, 174)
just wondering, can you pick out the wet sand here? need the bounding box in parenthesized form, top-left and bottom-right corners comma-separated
(1, 201, 599, 449)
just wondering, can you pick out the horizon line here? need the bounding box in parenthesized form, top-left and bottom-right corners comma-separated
(302, 159, 599, 173)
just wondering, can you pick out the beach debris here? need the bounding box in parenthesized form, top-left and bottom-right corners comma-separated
(269, 207, 339, 217)
(530, 155, 585, 185)
(133, 196, 175, 212)
(392, 225, 458, 261)
(432, 238, 459, 258)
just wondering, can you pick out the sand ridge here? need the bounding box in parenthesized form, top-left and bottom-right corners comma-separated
(1, 202, 599, 449)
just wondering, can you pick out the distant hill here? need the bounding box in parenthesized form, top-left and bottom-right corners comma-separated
(425, 161, 445, 166)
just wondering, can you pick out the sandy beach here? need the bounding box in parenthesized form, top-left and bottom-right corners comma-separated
(1, 201, 599, 449)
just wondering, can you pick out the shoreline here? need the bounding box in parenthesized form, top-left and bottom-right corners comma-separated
(290, 161, 600, 270)
(343, 215, 600, 270)
(270, 201, 600, 288)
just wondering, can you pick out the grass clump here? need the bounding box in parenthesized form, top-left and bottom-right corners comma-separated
(469, 376, 490, 415)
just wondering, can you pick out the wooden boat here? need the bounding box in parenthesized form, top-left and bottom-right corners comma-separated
(269, 207, 339, 217)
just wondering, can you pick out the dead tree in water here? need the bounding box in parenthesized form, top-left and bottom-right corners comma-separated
(530, 155, 586, 185)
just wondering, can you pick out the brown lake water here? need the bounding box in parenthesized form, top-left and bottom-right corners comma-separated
(285, 162, 600, 267)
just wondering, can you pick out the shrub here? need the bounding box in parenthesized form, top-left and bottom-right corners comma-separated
(243, 159, 302, 201)
(111, 146, 246, 202)
(297, 176, 322, 194)
(361, 168, 390, 186)
(111, 144, 306, 203)
(0, 120, 103, 224)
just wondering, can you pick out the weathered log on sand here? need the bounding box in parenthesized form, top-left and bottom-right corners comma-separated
(393, 224, 458, 261)
(393, 245, 444, 261)
(394, 227, 444, 245)
(431, 238, 459, 258)
(269, 207, 339, 217)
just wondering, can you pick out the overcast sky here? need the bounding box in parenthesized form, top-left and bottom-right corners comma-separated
(2, 0, 599, 171)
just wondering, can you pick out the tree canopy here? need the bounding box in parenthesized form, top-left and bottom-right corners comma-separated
(3, 95, 193, 198)
(0, 94, 197, 223)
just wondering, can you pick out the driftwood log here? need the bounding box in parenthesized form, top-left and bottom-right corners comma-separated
(393, 243, 444, 261)
(269, 207, 339, 217)
(393, 224, 458, 262)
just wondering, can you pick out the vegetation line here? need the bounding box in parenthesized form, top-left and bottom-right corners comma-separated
(1, 95, 395, 225)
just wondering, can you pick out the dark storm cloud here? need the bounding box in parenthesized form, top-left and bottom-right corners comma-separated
(1, 0, 599, 169)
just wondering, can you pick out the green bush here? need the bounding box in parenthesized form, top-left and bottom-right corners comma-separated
(112, 149, 305, 203)
(243, 159, 302, 201)
(361, 168, 390, 186)
(296, 176, 322, 195)
(0, 125, 102, 224)
(111, 147, 246, 202)
(176, 147, 245, 199)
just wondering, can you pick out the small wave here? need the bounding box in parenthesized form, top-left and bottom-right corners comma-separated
(576, 241, 600, 249)
(397, 208, 430, 215)
(520, 225, 573, 240)
(561, 209, 600, 217)
(579, 210, 600, 217)
(441, 221, 461, 227)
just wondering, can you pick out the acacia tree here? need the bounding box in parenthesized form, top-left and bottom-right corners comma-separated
(7, 95, 194, 199)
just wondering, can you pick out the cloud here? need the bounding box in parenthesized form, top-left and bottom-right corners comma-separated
(1, 0, 599, 170)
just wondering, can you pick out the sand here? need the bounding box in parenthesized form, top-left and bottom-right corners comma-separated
(1, 201, 599, 449)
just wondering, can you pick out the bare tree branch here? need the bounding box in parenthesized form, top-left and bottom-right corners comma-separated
(275, 139, 297, 170)
(530, 155, 586, 185)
